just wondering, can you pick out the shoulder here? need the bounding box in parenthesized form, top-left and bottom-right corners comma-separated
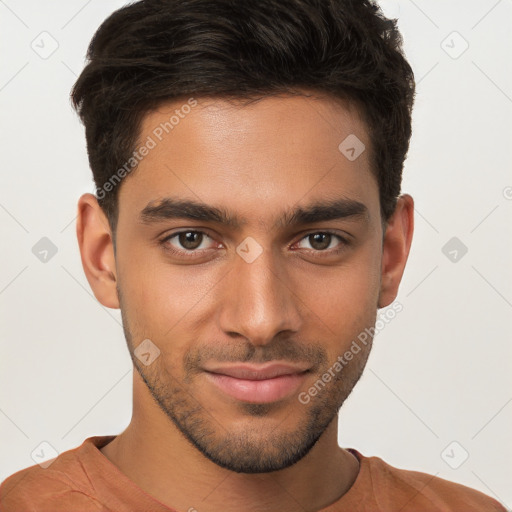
(0, 466, 104, 511)
(352, 450, 507, 512)
(0, 438, 112, 512)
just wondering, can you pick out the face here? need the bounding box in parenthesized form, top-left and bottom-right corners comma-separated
(81, 93, 411, 473)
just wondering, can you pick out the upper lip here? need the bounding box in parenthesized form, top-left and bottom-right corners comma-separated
(203, 363, 311, 380)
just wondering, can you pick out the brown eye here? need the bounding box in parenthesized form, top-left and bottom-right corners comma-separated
(294, 231, 349, 255)
(162, 230, 216, 255)
(308, 233, 332, 250)
(178, 231, 203, 250)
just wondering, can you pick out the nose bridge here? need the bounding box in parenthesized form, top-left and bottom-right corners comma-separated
(218, 242, 302, 344)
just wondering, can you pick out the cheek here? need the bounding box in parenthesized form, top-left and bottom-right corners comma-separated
(115, 240, 175, 335)
(122, 269, 193, 337)
(116, 242, 225, 347)
(295, 243, 382, 330)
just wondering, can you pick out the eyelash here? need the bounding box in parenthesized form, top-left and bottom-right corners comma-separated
(159, 230, 351, 259)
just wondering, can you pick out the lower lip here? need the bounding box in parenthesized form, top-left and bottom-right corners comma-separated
(204, 372, 308, 404)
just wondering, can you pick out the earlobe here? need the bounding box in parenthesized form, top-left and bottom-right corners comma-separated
(76, 193, 120, 309)
(378, 194, 414, 309)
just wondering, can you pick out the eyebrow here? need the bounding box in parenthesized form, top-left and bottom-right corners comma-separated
(139, 196, 369, 230)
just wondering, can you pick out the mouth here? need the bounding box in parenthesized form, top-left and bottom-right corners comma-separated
(202, 362, 311, 404)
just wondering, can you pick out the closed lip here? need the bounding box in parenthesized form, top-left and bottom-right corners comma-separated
(202, 363, 311, 380)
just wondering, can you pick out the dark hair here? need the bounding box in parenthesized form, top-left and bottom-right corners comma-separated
(71, 0, 415, 233)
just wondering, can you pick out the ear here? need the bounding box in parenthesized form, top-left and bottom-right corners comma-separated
(76, 193, 119, 309)
(378, 194, 414, 308)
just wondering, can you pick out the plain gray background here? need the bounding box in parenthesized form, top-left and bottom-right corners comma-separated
(1, 0, 511, 508)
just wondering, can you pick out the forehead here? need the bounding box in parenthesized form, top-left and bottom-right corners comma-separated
(118, 94, 379, 227)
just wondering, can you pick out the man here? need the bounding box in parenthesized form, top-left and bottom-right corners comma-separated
(0, 0, 506, 510)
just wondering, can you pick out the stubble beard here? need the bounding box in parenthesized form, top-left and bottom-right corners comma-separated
(118, 291, 372, 473)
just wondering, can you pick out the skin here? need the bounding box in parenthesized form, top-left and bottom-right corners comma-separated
(76, 93, 414, 512)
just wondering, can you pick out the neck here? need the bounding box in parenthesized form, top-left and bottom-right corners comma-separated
(100, 372, 359, 512)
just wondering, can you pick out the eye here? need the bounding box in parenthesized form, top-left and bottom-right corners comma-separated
(159, 229, 350, 260)
(161, 230, 217, 254)
(295, 231, 348, 252)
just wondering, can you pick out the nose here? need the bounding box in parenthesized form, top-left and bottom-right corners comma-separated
(217, 245, 303, 346)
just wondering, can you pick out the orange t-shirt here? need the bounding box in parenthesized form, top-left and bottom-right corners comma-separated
(0, 436, 506, 511)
